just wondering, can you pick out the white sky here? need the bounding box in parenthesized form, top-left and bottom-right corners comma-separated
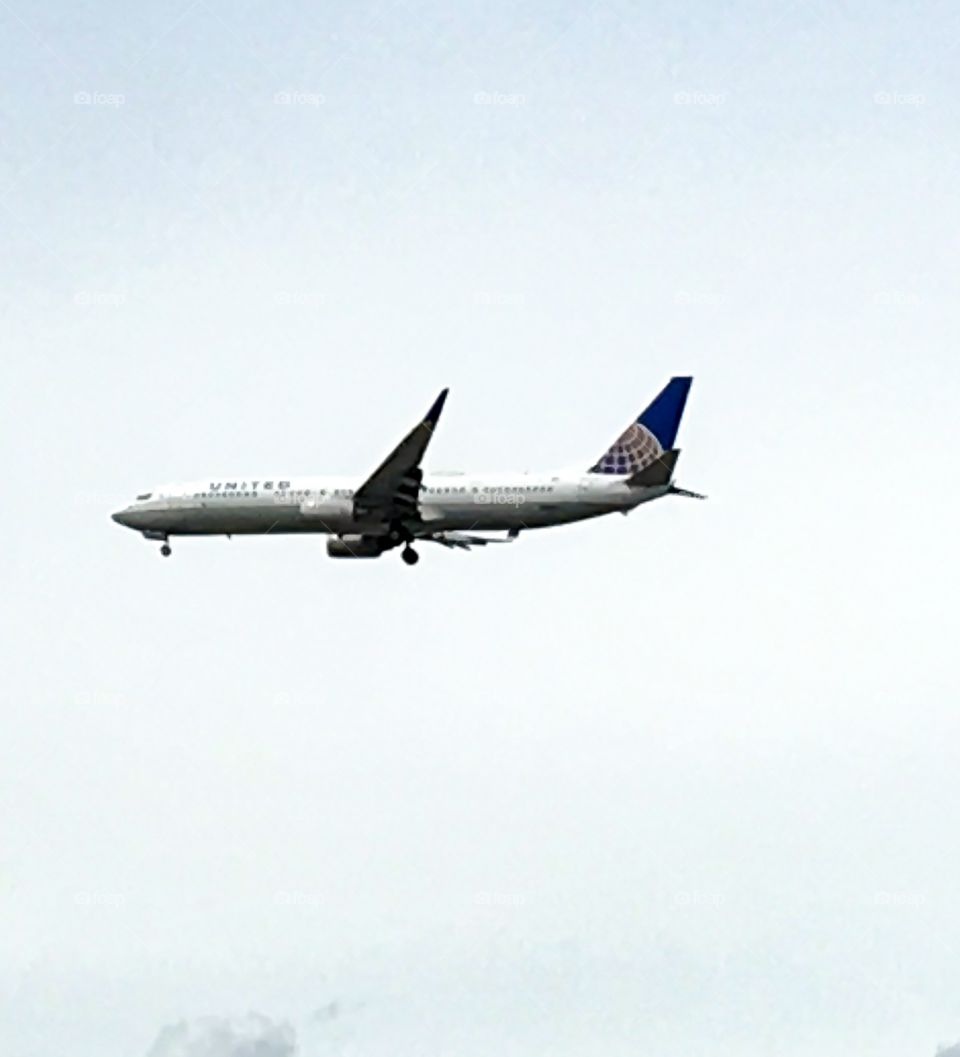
(2, 2, 959, 1055)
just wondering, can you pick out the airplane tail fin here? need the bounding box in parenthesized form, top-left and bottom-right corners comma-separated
(589, 376, 692, 475)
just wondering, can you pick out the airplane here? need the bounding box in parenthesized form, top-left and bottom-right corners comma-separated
(111, 377, 704, 565)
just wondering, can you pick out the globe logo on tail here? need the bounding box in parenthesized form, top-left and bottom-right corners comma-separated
(589, 421, 663, 475)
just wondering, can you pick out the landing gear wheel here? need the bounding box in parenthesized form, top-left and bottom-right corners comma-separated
(160, 543, 172, 557)
(401, 546, 419, 566)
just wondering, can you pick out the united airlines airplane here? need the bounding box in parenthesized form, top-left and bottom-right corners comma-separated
(111, 377, 704, 565)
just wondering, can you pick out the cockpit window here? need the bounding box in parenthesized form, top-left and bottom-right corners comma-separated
(136, 492, 152, 501)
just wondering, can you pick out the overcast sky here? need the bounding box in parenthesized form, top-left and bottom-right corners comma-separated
(2, 2, 959, 1055)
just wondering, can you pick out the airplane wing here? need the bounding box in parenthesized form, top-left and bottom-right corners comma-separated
(353, 389, 449, 523)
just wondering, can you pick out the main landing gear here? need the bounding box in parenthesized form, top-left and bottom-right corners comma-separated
(160, 542, 172, 557)
(386, 520, 419, 566)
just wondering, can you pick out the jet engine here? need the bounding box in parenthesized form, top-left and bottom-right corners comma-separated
(326, 535, 389, 559)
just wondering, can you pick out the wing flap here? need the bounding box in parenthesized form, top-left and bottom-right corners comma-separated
(421, 531, 517, 551)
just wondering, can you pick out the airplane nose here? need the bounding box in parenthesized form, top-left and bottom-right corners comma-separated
(112, 509, 133, 527)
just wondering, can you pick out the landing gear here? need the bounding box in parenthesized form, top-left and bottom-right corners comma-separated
(160, 543, 172, 557)
(401, 546, 419, 566)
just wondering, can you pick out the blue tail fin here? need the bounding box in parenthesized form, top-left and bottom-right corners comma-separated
(589, 376, 692, 475)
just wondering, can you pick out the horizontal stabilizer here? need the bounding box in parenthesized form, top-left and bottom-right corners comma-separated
(626, 449, 679, 487)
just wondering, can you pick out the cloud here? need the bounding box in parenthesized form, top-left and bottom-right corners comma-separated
(312, 1001, 340, 1022)
(146, 1013, 296, 1057)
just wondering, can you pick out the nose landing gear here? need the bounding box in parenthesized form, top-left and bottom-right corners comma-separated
(142, 530, 172, 557)
(401, 546, 419, 566)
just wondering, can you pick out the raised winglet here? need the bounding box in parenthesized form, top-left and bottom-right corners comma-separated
(424, 388, 449, 430)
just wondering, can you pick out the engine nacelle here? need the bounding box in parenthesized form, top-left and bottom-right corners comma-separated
(326, 535, 388, 559)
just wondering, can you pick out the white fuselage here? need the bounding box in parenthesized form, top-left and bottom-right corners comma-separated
(113, 470, 669, 538)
